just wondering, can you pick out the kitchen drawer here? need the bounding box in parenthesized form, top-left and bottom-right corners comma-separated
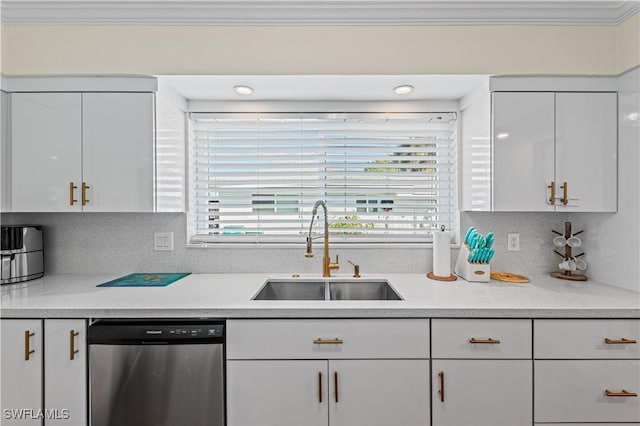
(534, 319, 640, 359)
(535, 360, 640, 423)
(431, 319, 531, 359)
(227, 319, 429, 359)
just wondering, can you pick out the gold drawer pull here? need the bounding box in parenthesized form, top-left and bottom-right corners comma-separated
(469, 337, 501, 344)
(70, 330, 80, 360)
(314, 338, 343, 345)
(24, 330, 35, 361)
(605, 337, 637, 344)
(605, 389, 637, 397)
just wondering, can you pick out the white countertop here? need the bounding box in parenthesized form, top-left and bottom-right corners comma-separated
(1, 273, 638, 318)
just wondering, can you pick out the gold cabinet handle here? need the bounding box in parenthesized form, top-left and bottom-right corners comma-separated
(81, 182, 90, 206)
(438, 371, 445, 402)
(69, 182, 78, 206)
(469, 337, 501, 344)
(605, 389, 638, 397)
(560, 181, 568, 206)
(24, 330, 35, 361)
(314, 338, 343, 345)
(605, 337, 637, 344)
(334, 371, 339, 403)
(70, 330, 80, 360)
(547, 181, 556, 205)
(318, 372, 323, 403)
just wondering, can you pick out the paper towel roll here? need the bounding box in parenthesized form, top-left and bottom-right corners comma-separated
(432, 230, 451, 277)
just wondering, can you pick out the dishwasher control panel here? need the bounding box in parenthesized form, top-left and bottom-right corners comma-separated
(88, 320, 225, 344)
(143, 324, 224, 339)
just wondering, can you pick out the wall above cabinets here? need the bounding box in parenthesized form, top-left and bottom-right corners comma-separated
(461, 75, 619, 213)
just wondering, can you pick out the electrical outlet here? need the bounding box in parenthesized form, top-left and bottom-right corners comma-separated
(154, 232, 174, 251)
(507, 233, 520, 251)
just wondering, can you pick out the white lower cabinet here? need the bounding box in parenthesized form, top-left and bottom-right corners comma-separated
(226, 319, 430, 426)
(227, 359, 430, 426)
(329, 359, 430, 426)
(431, 319, 533, 426)
(535, 360, 640, 423)
(43, 319, 87, 425)
(534, 319, 640, 424)
(0, 319, 87, 426)
(432, 360, 532, 426)
(1, 319, 43, 426)
(227, 360, 328, 426)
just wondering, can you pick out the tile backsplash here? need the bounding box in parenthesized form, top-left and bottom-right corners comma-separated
(1, 211, 566, 276)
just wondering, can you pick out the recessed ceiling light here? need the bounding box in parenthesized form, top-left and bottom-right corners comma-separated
(496, 133, 509, 139)
(393, 85, 414, 95)
(233, 85, 254, 95)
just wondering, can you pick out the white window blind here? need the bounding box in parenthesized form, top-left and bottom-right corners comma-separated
(189, 112, 458, 244)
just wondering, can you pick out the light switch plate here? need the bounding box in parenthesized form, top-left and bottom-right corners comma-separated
(154, 232, 174, 251)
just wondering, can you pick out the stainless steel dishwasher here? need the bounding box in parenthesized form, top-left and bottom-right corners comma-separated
(88, 320, 225, 426)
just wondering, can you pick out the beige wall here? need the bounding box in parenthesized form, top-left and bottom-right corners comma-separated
(617, 13, 640, 73)
(0, 23, 624, 76)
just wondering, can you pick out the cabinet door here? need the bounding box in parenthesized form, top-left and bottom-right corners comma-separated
(492, 92, 555, 211)
(555, 92, 617, 212)
(329, 360, 430, 426)
(535, 360, 640, 423)
(82, 93, 154, 212)
(44, 319, 87, 426)
(1, 319, 43, 426)
(432, 360, 532, 426)
(11, 93, 82, 212)
(227, 360, 328, 426)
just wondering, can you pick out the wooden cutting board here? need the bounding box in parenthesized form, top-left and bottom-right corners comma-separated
(490, 271, 530, 284)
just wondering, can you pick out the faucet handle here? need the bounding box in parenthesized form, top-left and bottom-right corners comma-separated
(348, 260, 361, 278)
(329, 254, 340, 271)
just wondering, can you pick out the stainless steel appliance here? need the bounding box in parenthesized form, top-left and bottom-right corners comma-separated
(88, 320, 225, 426)
(0, 225, 44, 284)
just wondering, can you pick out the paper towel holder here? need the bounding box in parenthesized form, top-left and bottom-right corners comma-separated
(427, 225, 457, 282)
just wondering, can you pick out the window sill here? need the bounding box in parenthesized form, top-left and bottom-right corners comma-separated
(186, 242, 462, 249)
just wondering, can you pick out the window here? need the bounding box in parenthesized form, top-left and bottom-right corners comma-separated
(189, 112, 458, 244)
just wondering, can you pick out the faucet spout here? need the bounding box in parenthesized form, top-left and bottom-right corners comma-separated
(305, 200, 339, 277)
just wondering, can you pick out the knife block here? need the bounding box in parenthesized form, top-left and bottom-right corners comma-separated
(455, 244, 490, 283)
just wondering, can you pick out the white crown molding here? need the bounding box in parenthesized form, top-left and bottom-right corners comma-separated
(1, 1, 639, 26)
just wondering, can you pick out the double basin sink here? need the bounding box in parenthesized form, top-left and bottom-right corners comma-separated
(252, 279, 402, 301)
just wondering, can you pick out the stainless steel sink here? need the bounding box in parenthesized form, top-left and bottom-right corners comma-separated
(252, 280, 326, 300)
(329, 280, 402, 300)
(252, 279, 402, 301)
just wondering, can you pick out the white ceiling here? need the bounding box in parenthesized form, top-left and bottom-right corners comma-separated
(160, 75, 488, 101)
(2, 1, 638, 25)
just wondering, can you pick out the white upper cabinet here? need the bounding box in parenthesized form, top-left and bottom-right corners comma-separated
(11, 93, 83, 212)
(8, 91, 155, 212)
(82, 93, 154, 212)
(492, 92, 555, 211)
(491, 91, 617, 212)
(555, 92, 617, 212)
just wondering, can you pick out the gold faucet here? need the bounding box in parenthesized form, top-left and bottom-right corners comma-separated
(305, 200, 339, 277)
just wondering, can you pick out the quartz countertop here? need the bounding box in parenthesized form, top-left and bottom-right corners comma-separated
(1, 273, 638, 318)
